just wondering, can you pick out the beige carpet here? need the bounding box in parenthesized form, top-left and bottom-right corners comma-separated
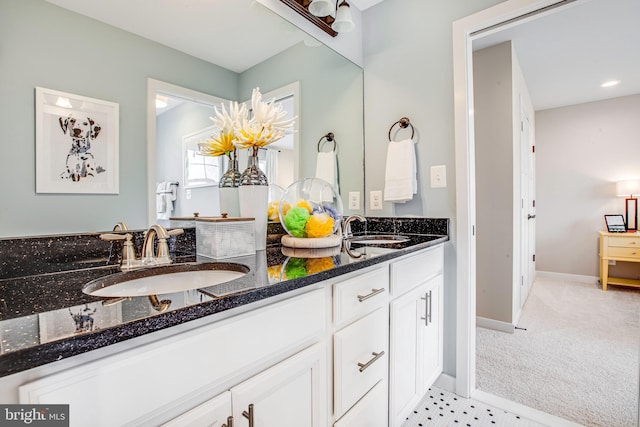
(476, 276, 640, 427)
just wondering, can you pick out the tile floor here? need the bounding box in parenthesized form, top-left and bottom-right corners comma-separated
(401, 387, 545, 427)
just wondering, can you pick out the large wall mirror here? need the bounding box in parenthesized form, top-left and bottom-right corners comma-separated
(145, 1, 365, 224)
(0, 0, 363, 238)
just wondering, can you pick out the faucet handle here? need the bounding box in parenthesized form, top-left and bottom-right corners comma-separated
(100, 233, 137, 267)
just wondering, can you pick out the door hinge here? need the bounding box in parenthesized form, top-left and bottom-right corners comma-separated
(532, 254, 536, 262)
(532, 200, 536, 208)
(532, 145, 535, 153)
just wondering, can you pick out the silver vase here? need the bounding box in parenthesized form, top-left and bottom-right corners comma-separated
(239, 147, 269, 250)
(218, 152, 240, 217)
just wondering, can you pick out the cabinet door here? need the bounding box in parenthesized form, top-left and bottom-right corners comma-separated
(231, 343, 327, 427)
(162, 391, 232, 427)
(389, 285, 423, 427)
(421, 275, 443, 390)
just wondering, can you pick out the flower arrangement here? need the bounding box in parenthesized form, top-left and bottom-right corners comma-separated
(198, 87, 295, 158)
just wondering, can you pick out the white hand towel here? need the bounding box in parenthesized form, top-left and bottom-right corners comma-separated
(156, 182, 167, 213)
(383, 138, 417, 203)
(315, 151, 337, 188)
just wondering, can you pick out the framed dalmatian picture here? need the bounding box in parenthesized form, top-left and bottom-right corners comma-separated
(35, 87, 119, 194)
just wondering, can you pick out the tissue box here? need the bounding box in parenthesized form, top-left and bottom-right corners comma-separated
(196, 217, 255, 259)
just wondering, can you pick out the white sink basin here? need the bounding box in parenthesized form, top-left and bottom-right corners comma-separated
(348, 234, 410, 245)
(84, 262, 249, 298)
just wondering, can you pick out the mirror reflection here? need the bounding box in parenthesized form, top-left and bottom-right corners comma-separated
(1, 0, 363, 238)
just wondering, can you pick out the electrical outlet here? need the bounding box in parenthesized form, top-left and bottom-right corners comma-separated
(370, 190, 383, 210)
(348, 191, 360, 210)
(430, 165, 447, 188)
(186, 189, 192, 200)
(608, 259, 616, 266)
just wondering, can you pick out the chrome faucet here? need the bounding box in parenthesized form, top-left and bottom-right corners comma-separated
(342, 214, 366, 239)
(100, 224, 183, 271)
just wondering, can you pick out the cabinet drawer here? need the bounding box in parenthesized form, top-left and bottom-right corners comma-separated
(334, 308, 388, 418)
(390, 246, 443, 296)
(333, 266, 388, 325)
(334, 380, 387, 427)
(608, 236, 640, 248)
(609, 246, 640, 259)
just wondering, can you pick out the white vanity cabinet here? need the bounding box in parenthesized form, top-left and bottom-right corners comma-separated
(19, 288, 327, 427)
(388, 246, 444, 427)
(165, 343, 326, 427)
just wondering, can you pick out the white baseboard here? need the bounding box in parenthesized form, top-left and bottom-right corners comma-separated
(471, 389, 584, 427)
(536, 270, 599, 284)
(433, 373, 456, 393)
(476, 316, 514, 333)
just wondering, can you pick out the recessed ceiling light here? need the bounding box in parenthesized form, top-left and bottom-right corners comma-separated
(601, 80, 621, 88)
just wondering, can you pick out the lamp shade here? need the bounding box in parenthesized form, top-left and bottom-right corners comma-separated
(308, 0, 335, 17)
(332, 1, 355, 33)
(616, 180, 640, 197)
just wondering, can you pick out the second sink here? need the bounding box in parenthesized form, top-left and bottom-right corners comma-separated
(348, 234, 410, 245)
(83, 262, 249, 298)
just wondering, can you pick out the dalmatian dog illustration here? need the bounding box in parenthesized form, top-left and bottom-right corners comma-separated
(58, 115, 106, 181)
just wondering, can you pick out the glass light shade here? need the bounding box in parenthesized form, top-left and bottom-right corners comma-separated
(616, 180, 640, 197)
(332, 2, 355, 33)
(308, 0, 335, 17)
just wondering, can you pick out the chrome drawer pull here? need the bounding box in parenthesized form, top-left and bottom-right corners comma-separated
(358, 350, 385, 372)
(357, 288, 385, 302)
(420, 291, 432, 326)
(242, 404, 254, 427)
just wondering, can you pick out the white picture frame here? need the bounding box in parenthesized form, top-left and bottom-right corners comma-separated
(182, 125, 222, 189)
(35, 87, 119, 194)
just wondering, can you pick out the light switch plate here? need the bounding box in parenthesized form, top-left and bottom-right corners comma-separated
(430, 165, 447, 188)
(348, 191, 360, 210)
(370, 190, 383, 210)
(186, 189, 192, 199)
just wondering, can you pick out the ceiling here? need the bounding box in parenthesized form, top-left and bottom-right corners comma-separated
(473, 0, 640, 110)
(44, 0, 639, 111)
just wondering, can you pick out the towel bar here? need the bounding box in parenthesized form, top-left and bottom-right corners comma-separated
(317, 132, 337, 152)
(388, 117, 415, 141)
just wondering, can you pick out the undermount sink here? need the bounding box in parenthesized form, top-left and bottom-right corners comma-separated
(348, 234, 410, 245)
(83, 262, 249, 298)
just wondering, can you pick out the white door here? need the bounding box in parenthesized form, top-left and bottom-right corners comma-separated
(421, 276, 443, 390)
(520, 100, 536, 308)
(231, 343, 326, 427)
(389, 285, 422, 427)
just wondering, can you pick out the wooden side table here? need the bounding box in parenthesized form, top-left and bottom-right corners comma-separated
(599, 231, 640, 291)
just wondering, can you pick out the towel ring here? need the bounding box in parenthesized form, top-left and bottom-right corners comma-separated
(388, 117, 415, 141)
(317, 132, 337, 152)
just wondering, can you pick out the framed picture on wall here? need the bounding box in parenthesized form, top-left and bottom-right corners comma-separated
(35, 87, 119, 194)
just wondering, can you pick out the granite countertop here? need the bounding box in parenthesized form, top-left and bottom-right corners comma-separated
(0, 218, 448, 378)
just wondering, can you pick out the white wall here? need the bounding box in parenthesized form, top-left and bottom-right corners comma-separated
(362, 0, 505, 376)
(536, 94, 640, 278)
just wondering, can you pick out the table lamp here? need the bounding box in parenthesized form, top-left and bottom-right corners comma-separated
(616, 180, 640, 231)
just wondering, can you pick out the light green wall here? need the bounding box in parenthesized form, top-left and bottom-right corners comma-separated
(0, 0, 236, 236)
(239, 42, 364, 213)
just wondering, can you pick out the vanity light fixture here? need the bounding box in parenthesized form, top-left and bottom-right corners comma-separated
(280, 0, 355, 37)
(309, 0, 335, 17)
(332, 1, 355, 33)
(601, 80, 621, 88)
(616, 179, 640, 231)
